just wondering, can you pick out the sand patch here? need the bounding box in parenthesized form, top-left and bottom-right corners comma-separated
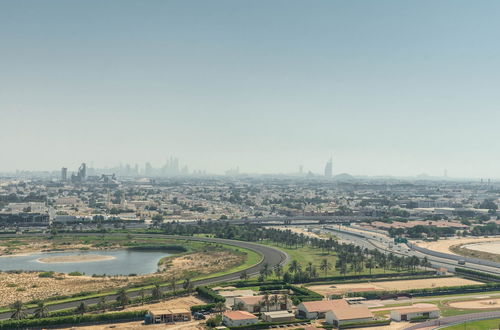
(123, 295, 206, 312)
(308, 277, 480, 296)
(416, 237, 500, 255)
(37, 255, 115, 263)
(64, 320, 204, 329)
(450, 298, 500, 309)
(462, 242, 500, 255)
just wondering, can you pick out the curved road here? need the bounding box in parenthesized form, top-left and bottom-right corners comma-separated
(0, 234, 289, 320)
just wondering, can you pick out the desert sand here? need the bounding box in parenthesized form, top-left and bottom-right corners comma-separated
(462, 242, 500, 255)
(308, 277, 480, 296)
(37, 255, 115, 263)
(449, 298, 500, 309)
(416, 237, 500, 255)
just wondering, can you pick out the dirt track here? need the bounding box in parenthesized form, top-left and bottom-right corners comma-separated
(416, 237, 500, 255)
(308, 277, 480, 296)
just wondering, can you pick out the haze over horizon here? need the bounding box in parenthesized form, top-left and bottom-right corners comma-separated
(2, 1, 500, 177)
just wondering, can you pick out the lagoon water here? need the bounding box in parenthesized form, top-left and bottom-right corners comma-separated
(0, 250, 170, 275)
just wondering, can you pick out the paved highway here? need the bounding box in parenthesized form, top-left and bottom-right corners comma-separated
(0, 234, 289, 320)
(321, 226, 500, 275)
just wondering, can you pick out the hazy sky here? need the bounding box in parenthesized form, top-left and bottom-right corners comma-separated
(1, 1, 500, 177)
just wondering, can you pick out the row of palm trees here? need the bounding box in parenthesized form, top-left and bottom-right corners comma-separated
(9, 276, 196, 320)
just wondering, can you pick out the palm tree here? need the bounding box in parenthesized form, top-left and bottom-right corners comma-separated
(273, 264, 283, 279)
(306, 262, 315, 278)
(183, 278, 193, 294)
(34, 301, 49, 318)
(319, 259, 332, 276)
(365, 258, 375, 275)
(240, 270, 249, 281)
(10, 300, 26, 320)
(170, 276, 177, 294)
(260, 263, 272, 279)
(271, 294, 280, 310)
(288, 260, 301, 274)
(234, 301, 245, 311)
(279, 294, 290, 310)
(75, 302, 87, 315)
(262, 292, 271, 312)
(97, 296, 107, 312)
(151, 283, 162, 300)
(215, 301, 226, 314)
(139, 289, 145, 305)
(116, 288, 130, 309)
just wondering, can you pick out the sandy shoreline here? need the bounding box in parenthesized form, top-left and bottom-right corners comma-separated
(37, 255, 116, 263)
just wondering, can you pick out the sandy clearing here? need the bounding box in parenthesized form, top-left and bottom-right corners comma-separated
(463, 242, 500, 255)
(308, 277, 480, 296)
(64, 320, 204, 329)
(37, 255, 116, 263)
(371, 303, 437, 312)
(416, 237, 500, 255)
(449, 298, 500, 309)
(123, 295, 206, 312)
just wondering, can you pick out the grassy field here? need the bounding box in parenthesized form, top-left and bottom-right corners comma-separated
(443, 318, 500, 330)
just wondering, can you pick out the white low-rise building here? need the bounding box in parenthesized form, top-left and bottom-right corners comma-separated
(222, 311, 258, 327)
(297, 299, 349, 319)
(325, 306, 374, 326)
(390, 306, 440, 321)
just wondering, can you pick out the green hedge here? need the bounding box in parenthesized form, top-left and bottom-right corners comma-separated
(347, 282, 500, 299)
(455, 267, 500, 282)
(228, 319, 310, 329)
(190, 303, 217, 313)
(196, 286, 225, 303)
(0, 310, 147, 329)
(339, 319, 391, 329)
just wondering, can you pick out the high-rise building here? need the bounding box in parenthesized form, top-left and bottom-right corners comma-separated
(324, 156, 333, 178)
(61, 167, 68, 181)
(78, 163, 87, 181)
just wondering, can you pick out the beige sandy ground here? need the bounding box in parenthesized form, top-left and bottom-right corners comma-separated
(464, 241, 500, 254)
(311, 320, 412, 330)
(123, 296, 206, 312)
(308, 277, 480, 296)
(63, 320, 204, 330)
(371, 303, 437, 312)
(449, 298, 500, 309)
(37, 255, 116, 263)
(416, 237, 500, 255)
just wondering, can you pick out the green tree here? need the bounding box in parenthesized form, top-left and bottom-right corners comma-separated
(10, 301, 26, 320)
(75, 302, 87, 315)
(34, 301, 48, 318)
(116, 288, 130, 309)
(319, 259, 332, 276)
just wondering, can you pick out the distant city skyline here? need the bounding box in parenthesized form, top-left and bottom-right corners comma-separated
(2, 1, 500, 177)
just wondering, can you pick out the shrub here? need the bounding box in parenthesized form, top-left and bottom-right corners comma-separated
(38, 271, 55, 278)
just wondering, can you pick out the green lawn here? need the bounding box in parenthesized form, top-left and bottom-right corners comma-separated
(443, 318, 500, 330)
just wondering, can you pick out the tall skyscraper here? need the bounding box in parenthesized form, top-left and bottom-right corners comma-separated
(324, 156, 333, 178)
(61, 167, 68, 181)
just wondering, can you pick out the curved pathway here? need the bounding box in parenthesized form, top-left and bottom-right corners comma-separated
(0, 234, 289, 320)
